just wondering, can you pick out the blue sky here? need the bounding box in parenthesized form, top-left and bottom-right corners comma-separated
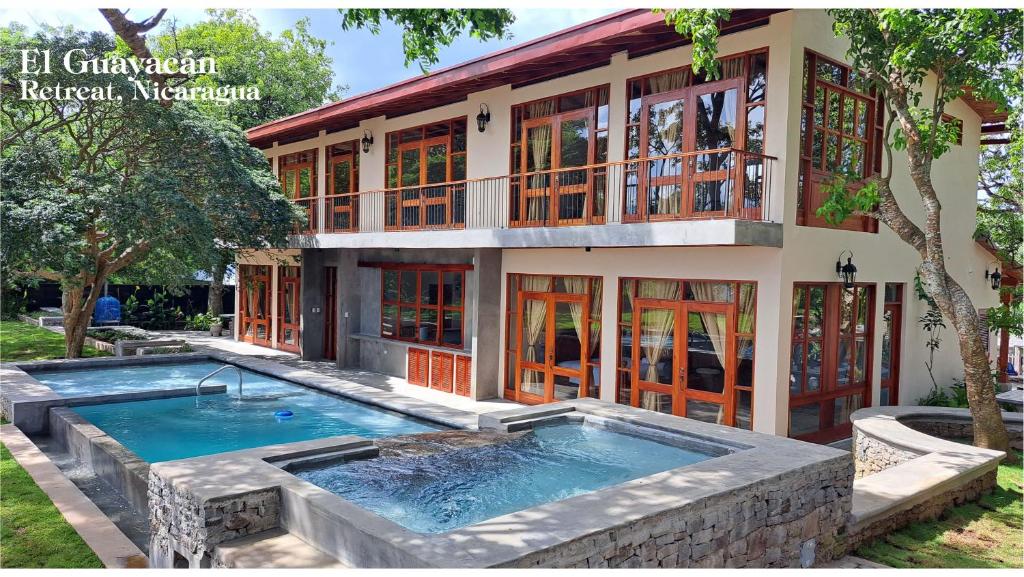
(1, 8, 619, 96)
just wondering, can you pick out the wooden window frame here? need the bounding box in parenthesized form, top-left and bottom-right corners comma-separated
(278, 149, 318, 199)
(880, 283, 904, 406)
(797, 50, 882, 233)
(623, 49, 769, 222)
(788, 282, 875, 443)
(384, 117, 467, 231)
(614, 278, 757, 429)
(276, 265, 302, 353)
(508, 85, 611, 227)
(380, 263, 466, 349)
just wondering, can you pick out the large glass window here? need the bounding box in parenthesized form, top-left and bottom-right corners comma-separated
(381, 265, 465, 348)
(615, 278, 756, 429)
(789, 283, 875, 442)
(624, 50, 768, 222)
(509, 86, 610, 227)
(798, 51, 883, 232)
(384, 118, 467, 230)
(279, 150, 317, 199)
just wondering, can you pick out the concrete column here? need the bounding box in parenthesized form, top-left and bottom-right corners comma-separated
(470, 248, 503, 399)
(599, 271, 619, 402)
(335, 249, 362, 368)
(269, 264, 279, 349)
(300, 249, 325, 360)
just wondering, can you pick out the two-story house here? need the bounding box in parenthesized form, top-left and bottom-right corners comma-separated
(236, 9, 1004, 444)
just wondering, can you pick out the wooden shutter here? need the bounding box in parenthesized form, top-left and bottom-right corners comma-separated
(408, 347, 429, 386)
(455, 355, 472, 397)
(430, 351, 455, 393)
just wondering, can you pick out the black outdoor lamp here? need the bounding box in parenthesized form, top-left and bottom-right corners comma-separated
(360, 129, 374, 153)
(986, 262, 1002, 290)
(836, 250, 857, 288)
(476, 103, 491, 133)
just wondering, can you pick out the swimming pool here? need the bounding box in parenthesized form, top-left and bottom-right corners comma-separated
(294, 421, 716, 533)
(55, 362, 442, 462)
(32, 361, 243, 397)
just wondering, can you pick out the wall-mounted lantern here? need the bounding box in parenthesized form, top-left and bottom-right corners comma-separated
(835, 250, 857, 288)
(985, 262, 1002, 290)
(476, 104, 491, 133)
(361, 129, 374, 153)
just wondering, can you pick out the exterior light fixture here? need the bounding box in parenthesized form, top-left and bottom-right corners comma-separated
(360, 129, 374, 153)
(476, 104, 491, 133)
(986, 263, 1002, 290)
(835, 250, 857, 288)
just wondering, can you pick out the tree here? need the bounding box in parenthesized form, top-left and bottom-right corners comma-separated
(816, 10, 1021, 452)
(1, 26, 299, 356)
(151, 10, 344, 131)
(659, 9, 1020, 452)
(338, 9, 515, 71)
(148, 9, 346, 315)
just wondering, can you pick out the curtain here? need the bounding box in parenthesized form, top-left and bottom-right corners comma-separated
(738, 284, 756, 334)
(527, 125, 552, 222)
(647, 70, 689, 95)
(564, 277, 588, 398)
(638, 280, 680, 410)
(520, 276, 551, 396)
(689, 282, 729, 372)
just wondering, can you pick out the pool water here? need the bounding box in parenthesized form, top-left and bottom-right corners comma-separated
(63, 363, 442, 462)
(295, 422, 715, 533)
(32, 361, 244, 397)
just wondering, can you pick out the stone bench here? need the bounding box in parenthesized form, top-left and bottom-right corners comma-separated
(212, 529, 347, 569)
(115, 339, 185, 356)
(845, 406, 1013, 551)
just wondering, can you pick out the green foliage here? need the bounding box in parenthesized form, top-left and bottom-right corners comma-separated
(816, 171, 881, 225)
(121, 294, 141, 325)
(657, 9, 732, 80)
(85, 328, 152, 343)
(0, 321, 108, 362)
(914, 273, 947, 392)
(152, 9, 344, 130)
(184, 312, 218, 331)
(0, 276, 39, 320)
(338, 9, 515, 71)
(141, 291, 183, 330)
(0, 444, 103, 568)
(0, 25, 300, 297)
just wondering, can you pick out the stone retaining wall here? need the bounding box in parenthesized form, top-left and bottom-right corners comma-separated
(499, 456, 853, 568)
(902, 417, 1023, 452)
(148, 475, 281, 569)
(852, 428, 920, 478)
(845, 470, 996, 552)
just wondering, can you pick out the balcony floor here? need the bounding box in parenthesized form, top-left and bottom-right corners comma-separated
(291, 219, 783, 250)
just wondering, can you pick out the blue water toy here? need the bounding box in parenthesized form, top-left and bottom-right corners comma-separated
(274, 410, 294, 421)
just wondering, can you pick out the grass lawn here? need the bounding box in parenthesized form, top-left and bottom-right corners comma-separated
(0, 320, 108, 362)
(0, 443, 103, 568)
(857, 450, 1024, 568)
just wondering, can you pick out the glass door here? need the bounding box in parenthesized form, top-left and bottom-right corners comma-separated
(277, 266, 301, 353)
(397, 141, 423, 229)
(681, 303, 732, 425)
(515, 292, 589, 403)
(880, 303, 902, 405)
(639, 90, 687, 221)
(553, 110, 593, 225)
(328, 153, 356, 232)
(687, 80, 741, 217)
(240, 265, 271, 347)
(421, 137, 451, 228)
(631, 301, 683, 415)
(519, 117, 554, 226)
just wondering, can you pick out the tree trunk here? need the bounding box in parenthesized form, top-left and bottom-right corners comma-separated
(61, 284, 101, 359)
(207, 259, 227, 318)
(918, 264, 1011, 453)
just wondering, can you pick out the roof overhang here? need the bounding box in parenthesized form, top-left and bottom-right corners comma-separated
(246, 9, 781, 148)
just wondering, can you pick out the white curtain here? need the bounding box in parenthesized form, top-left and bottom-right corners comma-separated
(638, 280, 680, 411)
(520, 276, 551, 396)
(689, 282, 729, 372)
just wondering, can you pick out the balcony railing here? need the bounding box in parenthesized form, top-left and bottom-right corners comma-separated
(291, 148, 775, 235)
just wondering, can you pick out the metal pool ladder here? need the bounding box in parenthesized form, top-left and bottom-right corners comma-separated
(196, 365, 243, 398)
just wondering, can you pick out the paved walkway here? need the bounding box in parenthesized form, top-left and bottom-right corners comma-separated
(156, 331, 517, 415)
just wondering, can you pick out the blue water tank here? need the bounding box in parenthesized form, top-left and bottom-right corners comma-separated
(93, 295, 121, 324)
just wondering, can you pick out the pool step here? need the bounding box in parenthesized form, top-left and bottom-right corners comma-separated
(269, 443, 379, 472)
(212, 529, 347, 568)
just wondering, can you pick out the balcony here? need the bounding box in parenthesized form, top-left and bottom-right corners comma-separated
(290, 149, 781, 248)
